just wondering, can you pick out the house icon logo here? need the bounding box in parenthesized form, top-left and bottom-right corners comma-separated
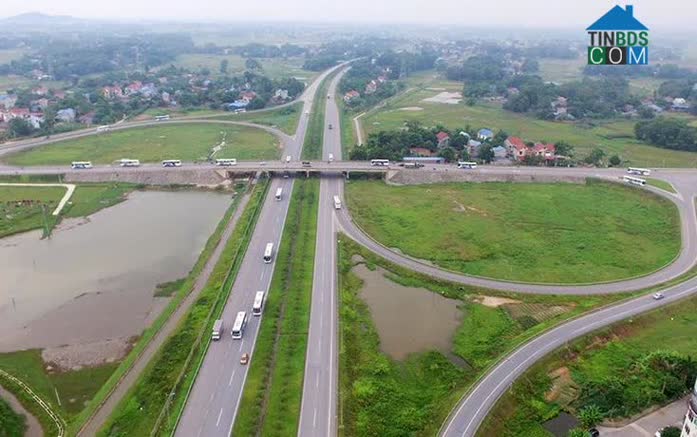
(586, 5, 649, 65)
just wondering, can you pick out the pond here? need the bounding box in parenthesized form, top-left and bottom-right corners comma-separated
(353, 262, 462, 360)
(0, 190, 230, 358)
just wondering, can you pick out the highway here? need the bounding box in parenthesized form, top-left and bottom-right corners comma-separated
(173, 64, 343, 437)
(297, 67, 348, 437)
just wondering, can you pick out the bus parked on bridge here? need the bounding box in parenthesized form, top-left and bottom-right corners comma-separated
(252, 291, 266, 316)
(370, 159, 390, 167)
(457, 161, 478, 169)
(623, 175, 646, 186)
(231, 311, 247, 339)
(71, 161, 93, 169)
(162, 159, 182, 167)
(215, 158, 237, 166)
(154, 115, 170, 121)
(263, 243, 274, 263)
(118, 159, 140, 167)
(333, 195, 342, 209)
(627, 167, 651, 176)
(275, 187, 283, 200)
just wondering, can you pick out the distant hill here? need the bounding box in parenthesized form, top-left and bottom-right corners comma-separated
(0, 12, 141, 33)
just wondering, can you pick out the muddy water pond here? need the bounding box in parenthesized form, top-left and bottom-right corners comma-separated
(353, 262, 462, 360)
(0, 190, 230, 355)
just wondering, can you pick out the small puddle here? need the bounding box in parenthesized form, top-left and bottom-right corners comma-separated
(353, 262, 462, 361)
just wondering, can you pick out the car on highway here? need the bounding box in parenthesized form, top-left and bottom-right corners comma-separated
(653, 292, 665, 300)
(328, 153, 334, 163)
(259, 161, 266, 166)
(286, 155, 291, 163)
(240, 353, 250, 365)
(302, 161, 311, 167)
(305, 110, 310, 115)
(328, 123, 333, 129)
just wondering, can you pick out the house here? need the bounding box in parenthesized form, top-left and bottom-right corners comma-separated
(0, 94, 17, 109)
(586, 5, 648, 32)
(56, 108, 76, 123)
(478, 128, 494, 141)
(32, 98, 49, 110)
(28, 113, 44, 129)
(240, 91, 257, 102)
(79, 112, 95, 125)
(505, 136, 527, 160)
(365, 80, 378, 95)
(436, 131, 451, 148)
(274, 89, 290, 100)
(102, 86, 124, 100)
(32, 86, 48, 96)
(672, 97, 690, 111)
(377, 75, 387, 84)
(409, 147, 436, 157)
(645, 103, 663, 113)
(493, 146, 508, 160)
(343, 90, 360, 103)
(125, 81, 143, 95)
(532, 142, 556, 161)
(140, 83, 158, 98)
(52, 90, 66, 100)
(467, 139, 482, 157)
(226, 100, 249, 110)
(161, 91, 171, 103)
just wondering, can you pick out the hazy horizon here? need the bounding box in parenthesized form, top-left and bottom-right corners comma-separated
(2, 0, 696, 31)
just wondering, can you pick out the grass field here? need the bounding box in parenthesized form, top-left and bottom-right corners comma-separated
(345, 180, 680, 284)
(479, 293, 697, 437)
(338, 237, 627, 437)
(4, 123, 280, 165)
(212, 102, 303, 135)
(234, 179, 318, 437)
(0, 49, 27, 64)
(99, 182, 266, 436)
(172, 54, 316, 81)
(361, 77, 697, 167)
(646, 178, 677, 193)
(0, 395, 26, 437)
(0, 183, 133, 238)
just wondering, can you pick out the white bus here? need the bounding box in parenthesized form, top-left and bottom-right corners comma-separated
(263, 242, 274, 263)
(623, 175, 646, 186)
(627, 167, 651, 176)
(231, 311, 247, 340)
(333, 195, 342, 210)
(275, 187, 283, 201)
(457, 161, 478, 169)
(154, 115, 170, 121)
(286, 155, 292, 163)
(328, 153, 334, 163)
(162, 159, 182, 167)
(215, 158, 237, 166)
(71, 161, 93, 169)
(252, 291, 265, 316)
(96, 125, 111, 133)
(119, 159, 140, 167)
(212, 319, 223, 341)
(370, 159, 390, 167)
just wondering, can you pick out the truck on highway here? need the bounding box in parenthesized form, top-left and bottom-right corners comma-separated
(212, 319, 223, 340)
(333, 195, 342, 209)
(275, 187, 283, 200)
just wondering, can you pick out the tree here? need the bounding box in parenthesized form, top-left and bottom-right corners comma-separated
(219, 59, 229, 74)
(567, 429, 590, 437)
(492, 129, 508, 147)
(638, 106, 656, 119)
(245, 58, 262, 71)
(554, 141, 574, 157)
(578, 404, 604, 428)
(609, 154, 621, 166)
(479, 144, 495, 163)
(584, 147, 606, 166)
(439, 147, 457, 163)
(660, 426, 681, 437)
(8, 118, 34, 138)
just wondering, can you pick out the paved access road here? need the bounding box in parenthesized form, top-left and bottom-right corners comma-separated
(174, 63, 345, 437)
(297, 67, 348, 437)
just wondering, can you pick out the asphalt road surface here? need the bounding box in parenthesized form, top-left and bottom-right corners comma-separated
(174, 64, 344, 437)
(297, 67, 348, 437)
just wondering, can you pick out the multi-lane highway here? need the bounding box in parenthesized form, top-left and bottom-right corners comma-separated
(173, 64, 345, 437)
(297, 67, 348, 437)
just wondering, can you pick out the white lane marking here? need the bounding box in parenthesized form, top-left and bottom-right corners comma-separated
(316, 373, 320, 388)
(229, 369, 237, 386)
(238, 340, 244, 352)
(216, 408, 224, 427)
(313, 407, 317, 428)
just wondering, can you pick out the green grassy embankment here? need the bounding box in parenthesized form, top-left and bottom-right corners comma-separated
(337, 237, 630, 437)
(97, 181, 267, 436)
(234, 179, 318, 436)
(0, 395, 26, 437)
(479, 290, 697, 437)
(345, 180, 680, 284)
(4, 123, 279, 166)
(302, 69, 340, 160)
(646, 178, 677, 194)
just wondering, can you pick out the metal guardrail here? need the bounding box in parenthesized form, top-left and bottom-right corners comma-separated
(0, 369, 65, 437)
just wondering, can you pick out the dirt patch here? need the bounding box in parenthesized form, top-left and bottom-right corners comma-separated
(398, 106, 424, 111)
(474, 295, 521, 307)
(422, 91, 463, 105)
(42, 338, 134, 371)
(545, 367, 579, 406)
(426, 87, 446, 91)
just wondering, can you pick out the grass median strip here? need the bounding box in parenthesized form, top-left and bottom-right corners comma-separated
(646, 177, 677, 194)
(302, 70, 340, 160)
(234, 179, 319, 437)
(93, 181, 267, 437)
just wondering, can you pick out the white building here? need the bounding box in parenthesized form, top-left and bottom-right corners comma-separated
(681, 379, 697, 437)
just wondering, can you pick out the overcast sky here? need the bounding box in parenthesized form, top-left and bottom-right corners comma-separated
(2, 0, 695, 30)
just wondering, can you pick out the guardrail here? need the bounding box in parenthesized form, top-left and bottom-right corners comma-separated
(0, 369, 65, 437)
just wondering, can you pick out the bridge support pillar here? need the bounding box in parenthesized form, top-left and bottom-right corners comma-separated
(305, 170, 310, 178)
(345, 171, 350, 180)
